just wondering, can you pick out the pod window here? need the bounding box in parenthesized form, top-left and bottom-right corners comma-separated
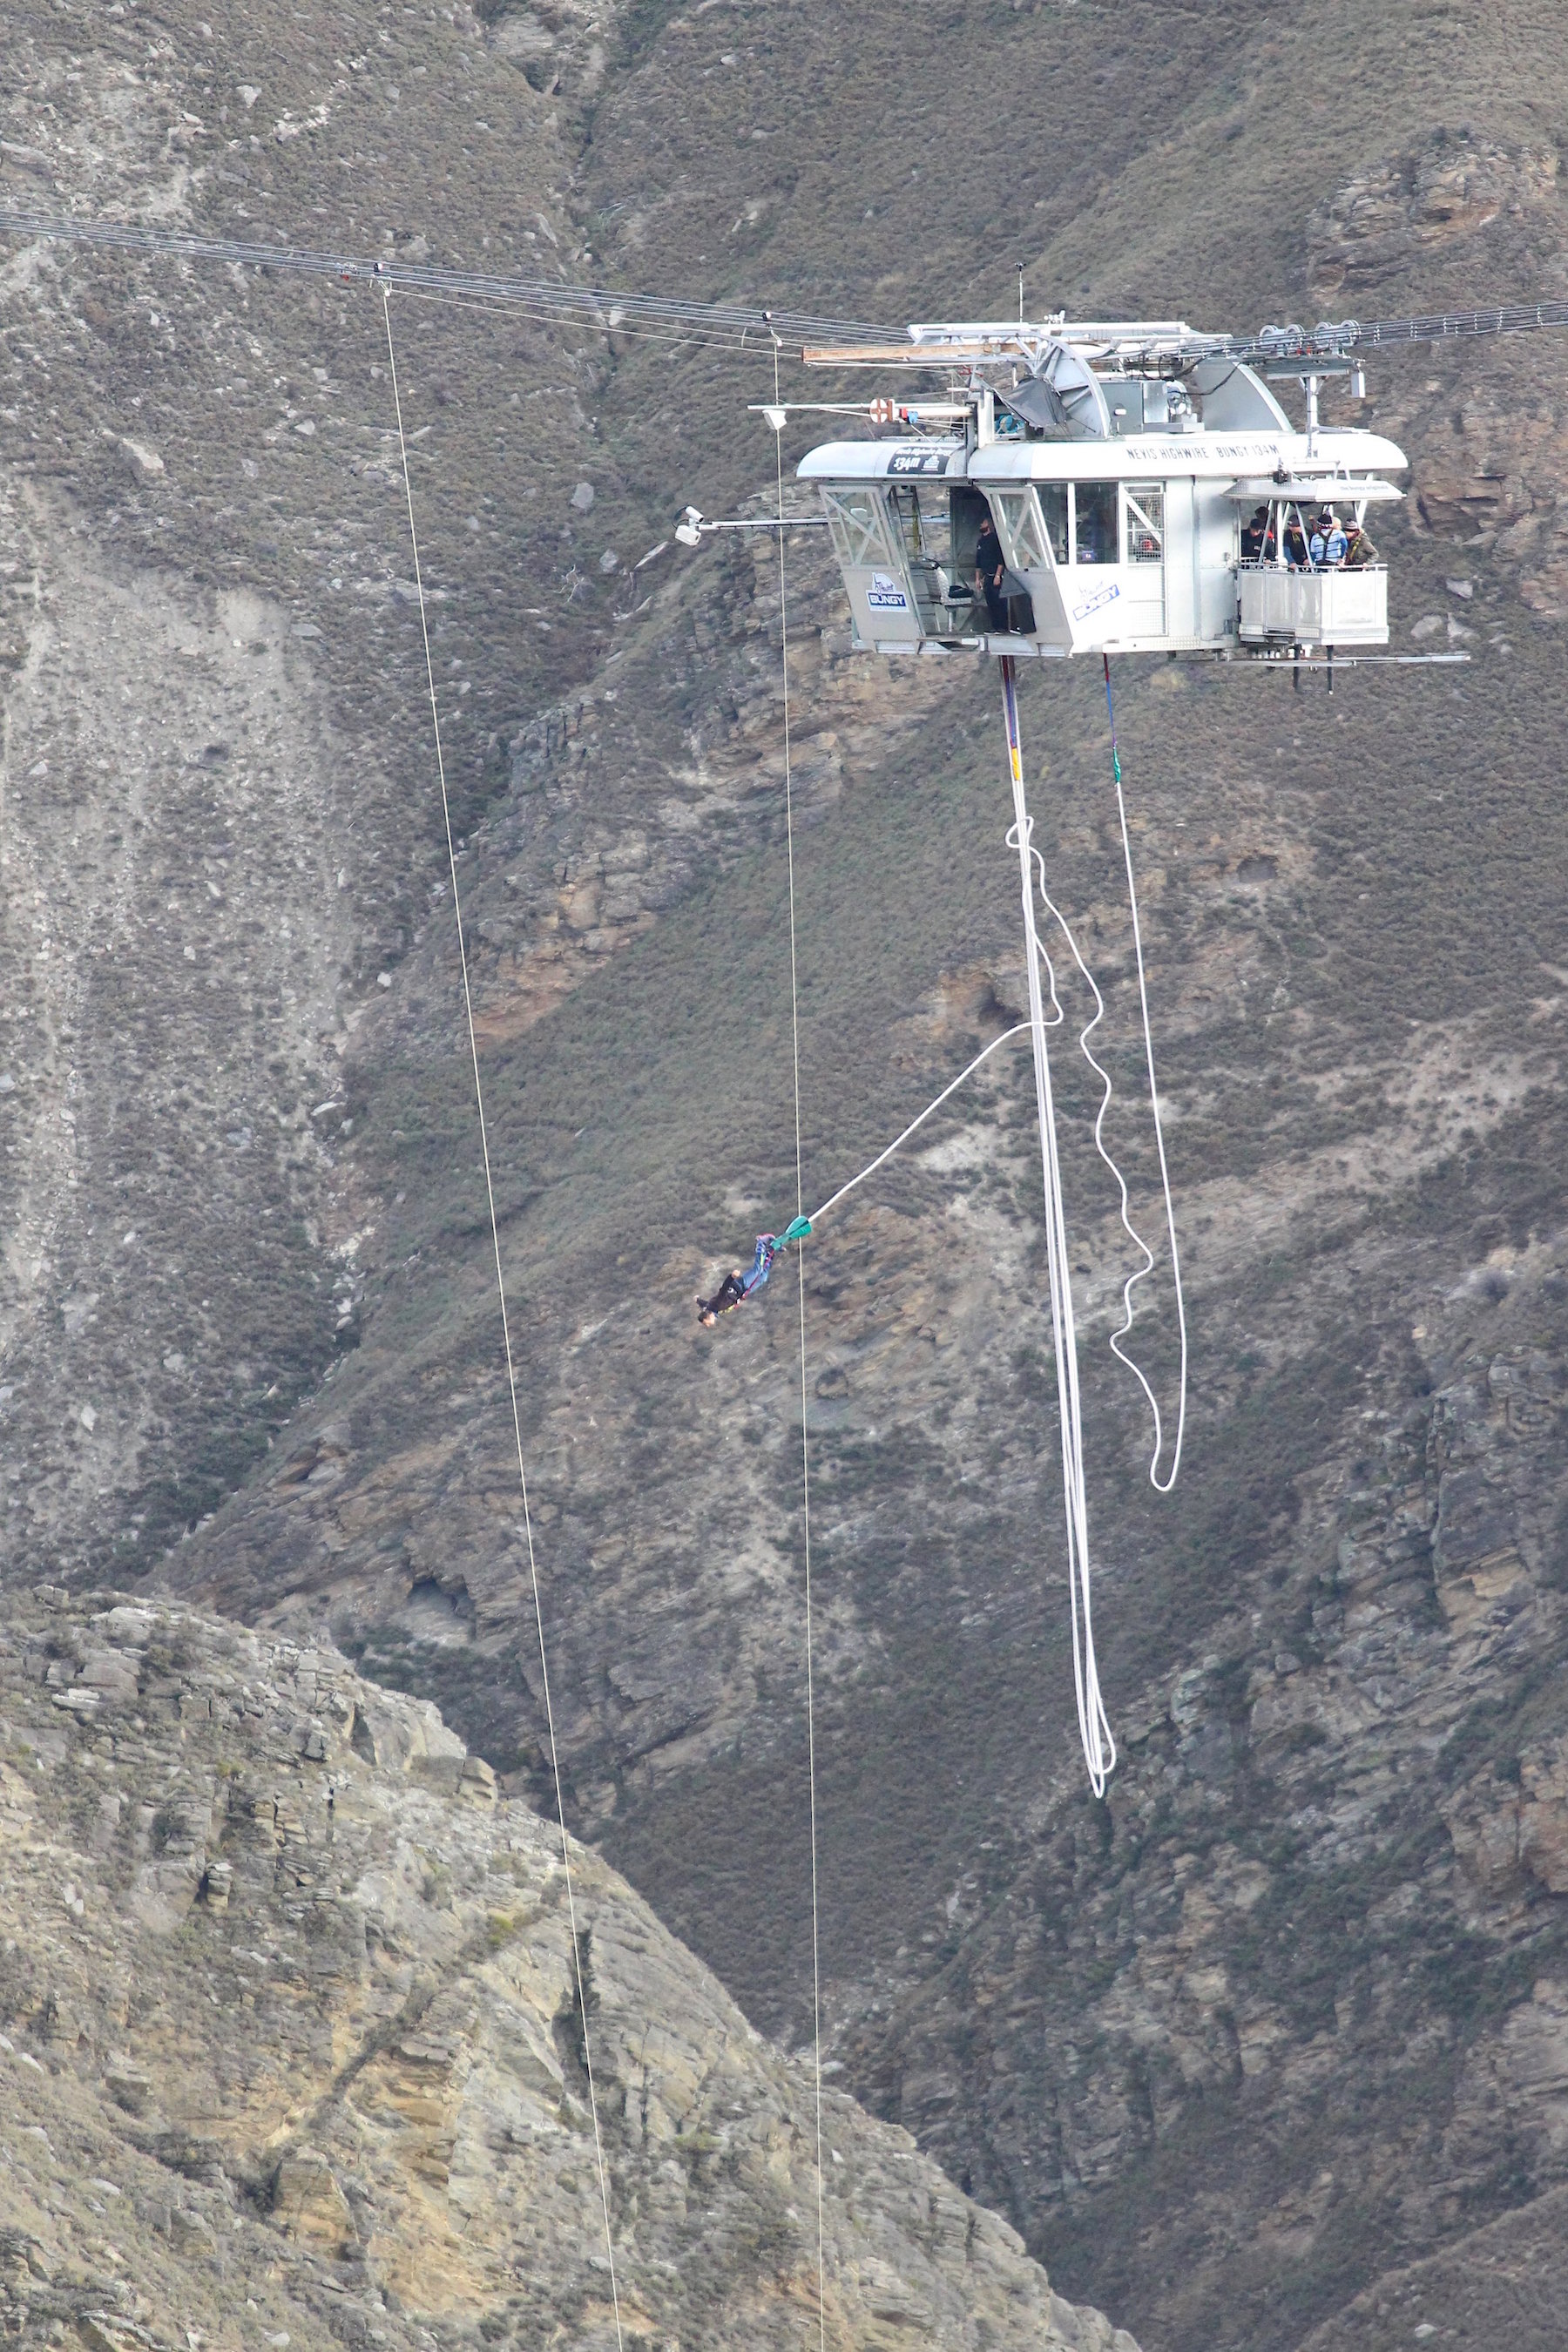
(1071, 483, 1118, 565)
(992, 490, 1050, 571)
(821, 487, 897, 571)
(1037, 484, 1069, 563)
(1125, 483, 1165, 564)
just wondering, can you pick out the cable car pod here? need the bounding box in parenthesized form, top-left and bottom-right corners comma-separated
(797, 326, 1407, 662)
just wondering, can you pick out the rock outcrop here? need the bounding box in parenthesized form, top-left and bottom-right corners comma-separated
(0, 1584, 1137, 2352)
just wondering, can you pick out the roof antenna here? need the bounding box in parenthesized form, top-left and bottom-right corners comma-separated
(1017, 261, 1025, 327)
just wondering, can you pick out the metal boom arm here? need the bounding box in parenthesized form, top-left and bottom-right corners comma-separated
(802, 300, 1568, 374)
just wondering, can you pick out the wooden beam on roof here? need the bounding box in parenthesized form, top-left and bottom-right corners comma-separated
(801, 340, 1017, 368)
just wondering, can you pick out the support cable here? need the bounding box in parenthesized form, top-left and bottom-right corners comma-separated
(381, 289, 625, 2350)
(0, 204, 893, 352)
(769, 341, 827, 2352)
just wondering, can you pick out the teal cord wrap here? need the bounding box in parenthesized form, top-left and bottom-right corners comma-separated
(1103, 651, 1123, 786)
(781, 1214, 813, 1247)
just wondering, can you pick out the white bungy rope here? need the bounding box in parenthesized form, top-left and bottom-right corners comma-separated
(1000, 660, 1115, 1796)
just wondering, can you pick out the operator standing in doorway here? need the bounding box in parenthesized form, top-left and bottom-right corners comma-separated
(975, 510, 1009, 630)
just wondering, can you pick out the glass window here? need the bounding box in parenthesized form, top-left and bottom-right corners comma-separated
(888, 483, 948, 564)
(993, 490, 1048, 572)
(822, 488, 896, 571)
(1037, 483, 1069, 563)
(1124, 484, 1165, 564)
(1072, 482, 1118, 565)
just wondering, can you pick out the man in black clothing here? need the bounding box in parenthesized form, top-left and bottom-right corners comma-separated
(694, 1234, 779, 1327)
(1240, 504, 1268, 563)
(974, 510, 1009, 629)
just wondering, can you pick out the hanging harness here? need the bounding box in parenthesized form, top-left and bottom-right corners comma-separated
(752, 1218, 812, 1287)
(740, 1233, 778, 1298)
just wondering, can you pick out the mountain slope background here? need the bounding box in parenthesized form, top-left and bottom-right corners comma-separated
(5, 2, 1568, 2349)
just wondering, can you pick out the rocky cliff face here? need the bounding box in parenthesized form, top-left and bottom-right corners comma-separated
(0, 1585, 1138, 2352)
(7, 4, 1568, 2351)
(847, 1270, 1568, 2349)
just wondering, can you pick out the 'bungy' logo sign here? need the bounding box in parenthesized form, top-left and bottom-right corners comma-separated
(1072, 581, 1121, 621)
(866, 570, 910, 612)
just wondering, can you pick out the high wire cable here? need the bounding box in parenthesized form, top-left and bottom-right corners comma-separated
(16, 205, 1568, 366)
(770, 341, 827, 2352)
(380, 287, 625, 2349)
(0, 204, 893, 353)
(384, 280, 790, 356)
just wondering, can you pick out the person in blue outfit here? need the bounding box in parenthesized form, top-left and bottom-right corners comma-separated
(695, 1215, 812, 1326)
(1309, 510, 1348, 566)
(696, 1234, 778, 1326)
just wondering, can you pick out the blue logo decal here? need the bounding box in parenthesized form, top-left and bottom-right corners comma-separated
(866, 570, 909, 612)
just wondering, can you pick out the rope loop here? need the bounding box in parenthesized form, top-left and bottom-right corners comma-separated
(1101, 657, 1188, 1491)
(1002, 658, 1115, 1794)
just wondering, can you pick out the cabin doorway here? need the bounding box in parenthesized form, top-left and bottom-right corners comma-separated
(1119, 481, 1166, 637)
(953, 487, 1035, 635)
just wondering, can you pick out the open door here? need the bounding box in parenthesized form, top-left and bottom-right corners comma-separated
(977, 486, 1071, 647)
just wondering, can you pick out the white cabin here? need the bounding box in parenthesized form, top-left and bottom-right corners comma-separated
(796, 339, 1406, 662)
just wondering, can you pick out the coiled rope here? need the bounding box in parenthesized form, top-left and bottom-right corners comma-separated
(1102, 654, 1188, 1490)
(1000, 657, 1115, 1794)
(1010, 727, 1187, 1490)
(730, 661, 1186, 1801)
(997, 657, 1189, 1792)
(381, 288, 625, 2349)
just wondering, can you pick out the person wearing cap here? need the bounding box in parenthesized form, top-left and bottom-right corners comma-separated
(1240, 504, 1269, 563)
(1343, 517, 1379, 568)
(1309, 510, 1348, 566)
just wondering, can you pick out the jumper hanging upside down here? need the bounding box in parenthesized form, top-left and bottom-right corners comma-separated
(695, 1216, 812, 1326)
(695, 1233, 778, 1326)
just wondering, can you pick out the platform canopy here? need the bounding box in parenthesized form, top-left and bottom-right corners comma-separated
(1225, 475, 1403, 504)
